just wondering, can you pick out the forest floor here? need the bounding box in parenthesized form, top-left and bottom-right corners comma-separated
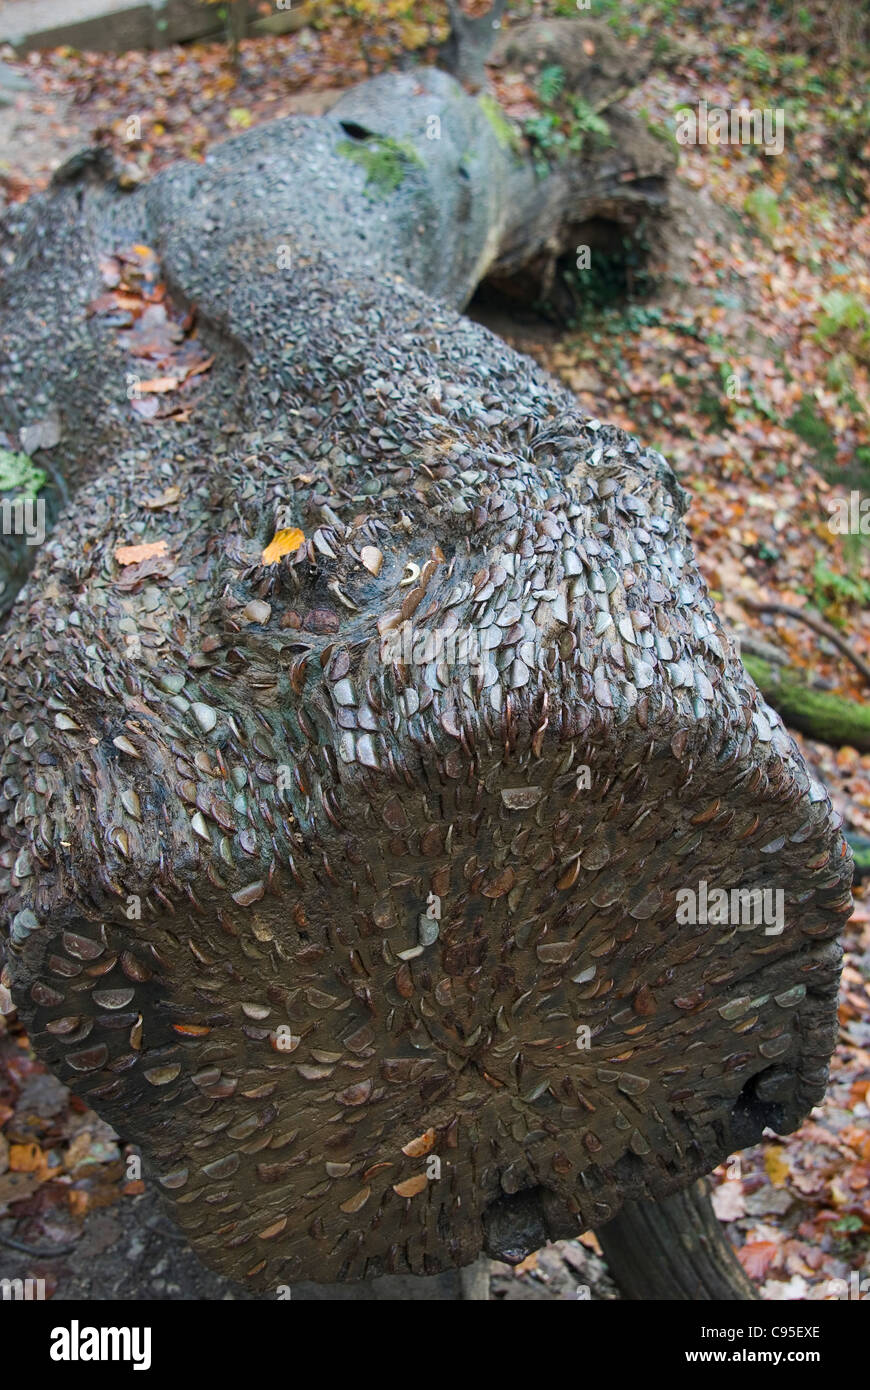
(1, 0, 869, 1301)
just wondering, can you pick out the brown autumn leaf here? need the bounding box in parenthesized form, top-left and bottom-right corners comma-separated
(67, 1189, 90, 1217)
(114, 552, 175, 589)
(135, 376, 180, 394)
(0, 1170, 43, 1205)
(513, 1250, 539, 1274)
(738, 1240, 781, 1280)
(9, 1141, 62, 1181)
(114, 540, 169, 566)
(392, 1173, 428, 1198)
(578, 1230, 603, 1256)
(65, 1131, 93, 1170)
(401, 1128, 436, 1158)
(183, 354, 215, 381)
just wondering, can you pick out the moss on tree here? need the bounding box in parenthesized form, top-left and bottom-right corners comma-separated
(744, 655, 870, 752)
(336, 135, 423, 197)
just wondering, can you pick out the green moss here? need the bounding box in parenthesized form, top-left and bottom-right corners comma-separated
(477, 94, 523, 155)
(0, 448, 46, 499)
(743, 655, 870, 752)
(336, 135, 423, 197)
(642, 112, 680, 152)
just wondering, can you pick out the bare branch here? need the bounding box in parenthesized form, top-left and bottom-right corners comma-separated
(742, 596, 870, 686)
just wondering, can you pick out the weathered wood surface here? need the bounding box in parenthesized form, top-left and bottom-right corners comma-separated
(598, 1178, 760, 1300)
(0, 40, 850, 1291)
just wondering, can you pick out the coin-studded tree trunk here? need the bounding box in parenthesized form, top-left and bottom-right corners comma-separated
(0, 46, 850, 1296)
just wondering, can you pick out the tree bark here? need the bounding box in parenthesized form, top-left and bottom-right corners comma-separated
(228, 0, 247, 68)
(0, 27, 850, 1294)
(597, 1179, 758, 1300)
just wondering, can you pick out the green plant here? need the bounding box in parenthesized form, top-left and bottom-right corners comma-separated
(537, 64, 565, 106)
(831, 1215, 864, 1236)
(743, 46, 775, 80)
(744, 186, 782, 236)
(0, 448, 46, 499)
(807, 558, 870, 620)
(524, 61, 612, 175)
(816, 290, 870, 351)
(565, 95, 611, 150)
(478, 93, 523, 154)
(780, 52, 809, 74)
(523, 111, 565, 176)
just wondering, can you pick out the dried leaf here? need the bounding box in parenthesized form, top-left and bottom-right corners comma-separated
(711, 1179, 746, 1221)
(764, 1146, 791, 1188)
(392, 1173, 428, 1198)
(401, 1128, 436, 1157)
(136, 376, 180, 394)
(360, 545, 384, 575)
(143, 486, 181, 509)
(262, 528, 305, 565)
(115, 540, 169, 566)
(738, 1240, 780, 1280)
(0, 1171, 42, 1204)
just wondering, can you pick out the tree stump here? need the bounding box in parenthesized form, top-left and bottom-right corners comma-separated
(0, 31, 851, 1296)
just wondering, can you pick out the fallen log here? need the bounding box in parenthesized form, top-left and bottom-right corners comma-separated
(743, 655, 870, 753)
(0, 18, 851, 1296)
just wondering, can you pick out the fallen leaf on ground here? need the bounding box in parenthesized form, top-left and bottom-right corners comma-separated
(135, 377, 180, 394)
(143, 486, 181, 509)
(0, 1170, 42, 1205)
(764, 1146, 792, 1187)
(738, 1240, 781, 1279)
(114, 540, 168, 566)
(712, 1178, 746, 1221)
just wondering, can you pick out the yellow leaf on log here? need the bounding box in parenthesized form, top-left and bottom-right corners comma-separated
(261, 528, 305, 565)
